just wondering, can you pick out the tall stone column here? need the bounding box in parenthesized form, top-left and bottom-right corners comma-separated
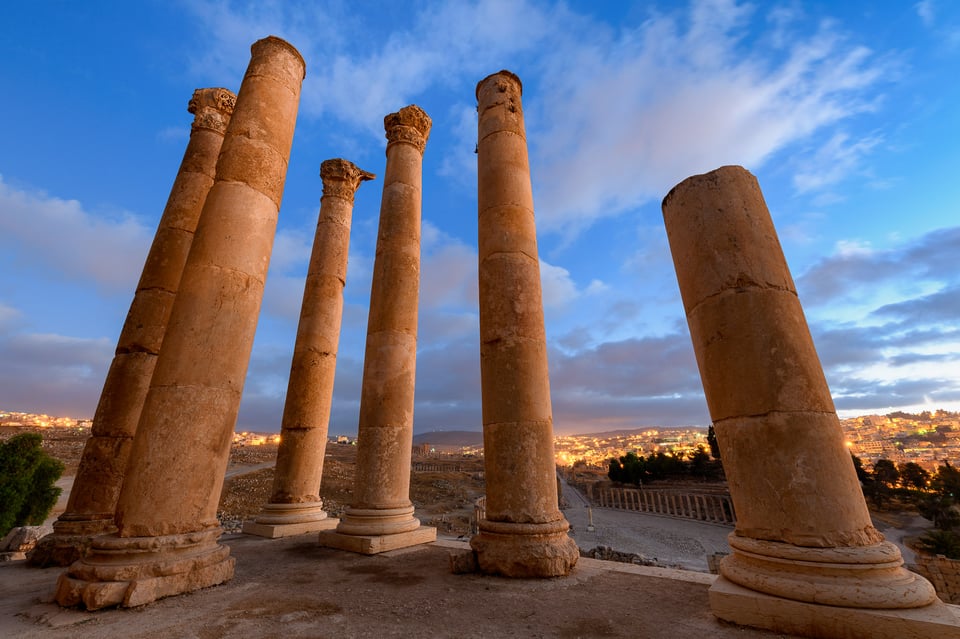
(469, 70, 578, 578)
(663, 165, 958, 638)
(31, 88, 235, 567)
(55, 36, 305, 610)
(244, 158, 374, 538)
(318, 105, 436, 555)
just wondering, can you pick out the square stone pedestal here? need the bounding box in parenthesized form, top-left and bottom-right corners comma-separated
(318, 526, 436, 555)
(710, 576, 960, 639)
(242, 518, 339, 539)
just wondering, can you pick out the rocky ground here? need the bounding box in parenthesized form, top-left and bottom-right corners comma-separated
(0, 426, 486, 539)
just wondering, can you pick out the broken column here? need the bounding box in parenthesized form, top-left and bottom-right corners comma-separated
(55, 36, 305, 610)
(662, 165, 958, 638)
(30, 87, 235, 568)
(469, 70, 578, 578)
(318, 105, 436, 554)
(244, 158, 374, 538)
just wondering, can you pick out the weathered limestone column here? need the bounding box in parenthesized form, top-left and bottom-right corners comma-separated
(663, 165, 959, 638)
(30, 88, 235, 568)
(244, 159, 374, 539)
(469, 70, 578, 578)
(55, 36, 305, 610)
(318, 105, 436, 555)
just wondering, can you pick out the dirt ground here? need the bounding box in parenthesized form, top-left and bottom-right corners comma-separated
(1, 427, 486, 538)
(1, 536, 793, 639)
(218, 443, 486, 535)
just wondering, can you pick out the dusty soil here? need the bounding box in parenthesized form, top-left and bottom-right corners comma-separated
(218, 443, 486, 536)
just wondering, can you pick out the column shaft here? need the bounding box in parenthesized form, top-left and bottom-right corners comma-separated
(31, 88, 235, 567)
(663, 165, 950, 638)
(244, 159, 373, 539)
(55, 36, 305, 610)
(469, 70, 577, 578)
(319, 105, 436, 554)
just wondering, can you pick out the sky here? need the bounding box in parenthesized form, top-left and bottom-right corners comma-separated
(1, 0, 959, 436)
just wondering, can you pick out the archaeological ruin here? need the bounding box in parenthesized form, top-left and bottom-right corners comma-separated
(469, 70, 579, 578)
(244, 158, 374, 539)
(31, 87, 236, 568)
(317, 105, 438, 554)
(662, 165, 959, 637)
(19, 33, 956, 639)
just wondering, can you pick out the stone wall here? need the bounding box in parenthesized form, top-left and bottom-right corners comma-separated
(913, 554, 960, 604)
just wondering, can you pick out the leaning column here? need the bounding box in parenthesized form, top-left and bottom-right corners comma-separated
(469, 70, 578, 578)
(662, 165, 958, 638)
(31, 88, 235, 567)
(244, 159, 374, 538)
(318, 105, 436, 554)
(55, 36, 305, 610)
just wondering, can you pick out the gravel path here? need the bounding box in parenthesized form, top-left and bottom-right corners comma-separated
(559, 477, 733, 572)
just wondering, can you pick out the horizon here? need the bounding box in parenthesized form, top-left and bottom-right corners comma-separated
(1, 1, 959, 437)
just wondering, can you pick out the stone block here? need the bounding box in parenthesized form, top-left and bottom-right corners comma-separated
(318, 526, 437, 555)
(710, 576, 960, 638)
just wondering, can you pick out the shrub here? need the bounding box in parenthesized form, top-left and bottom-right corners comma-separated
(0, 433, 64, 536)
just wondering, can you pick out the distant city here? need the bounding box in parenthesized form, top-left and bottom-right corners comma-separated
(3, 408, 958, 472)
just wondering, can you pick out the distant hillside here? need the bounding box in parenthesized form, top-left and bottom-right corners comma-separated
(569, 426, 707, 438)
(413, 430, 483, 446)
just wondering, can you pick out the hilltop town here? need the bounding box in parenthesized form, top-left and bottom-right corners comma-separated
(4, 408, 958, 472)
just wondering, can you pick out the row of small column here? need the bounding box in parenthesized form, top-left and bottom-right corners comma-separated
(597, 487, 736, 525)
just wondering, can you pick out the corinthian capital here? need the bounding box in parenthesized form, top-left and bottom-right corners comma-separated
(188, 87, 236, 134)
(384, 105, 432, 155)
(320, 158, 376, 203)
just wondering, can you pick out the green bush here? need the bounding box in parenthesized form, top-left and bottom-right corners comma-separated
(0, 433, 64, 537)
(918, 529, 960, 560)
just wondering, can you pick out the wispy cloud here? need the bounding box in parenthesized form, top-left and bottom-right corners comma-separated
(0, 176, 151, 293)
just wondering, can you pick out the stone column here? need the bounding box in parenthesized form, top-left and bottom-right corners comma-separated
(55, 36, 305, 610)
(30, 88, 235, 568)
(318, 105, 436, 555)
(469, 70, 578, 578)
(244, 159, 374, 539)
(663, 165, 958, 638)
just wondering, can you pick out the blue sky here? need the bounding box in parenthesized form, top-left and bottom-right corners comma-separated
(1, 0, 958, 435)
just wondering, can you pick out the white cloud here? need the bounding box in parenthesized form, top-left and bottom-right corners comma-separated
(529, 2, 889, 235)
(916, 1, 936, 28)
(0, 176, 152, 293)
(539, 260, 579, 309)
(793, 132, 883, 193)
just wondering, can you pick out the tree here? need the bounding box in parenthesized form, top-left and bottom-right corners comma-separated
(899, 462, 930, 491)
(0, 433, 64, 536)
(706, 425, 721, 460)
(851, 454, 870, 483)
(872, 459, 900, 489)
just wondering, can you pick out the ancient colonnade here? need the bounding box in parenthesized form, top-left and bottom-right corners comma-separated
(596, 487, 736, 525)
(243, 158, 374, 539)
(32, 87, 236, 567)
(55, 35, 305, 609)
(40, 33, 958, 638)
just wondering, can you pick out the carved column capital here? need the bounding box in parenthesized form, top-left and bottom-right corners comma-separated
(384, 105, 432, 155)
(188, 88, 236, 134)
(320, 158, 375, 203)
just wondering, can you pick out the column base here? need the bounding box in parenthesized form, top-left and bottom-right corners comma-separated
(721, 534, 937, 608)
(242, 502, 339, 538)
(318, 525, 437, 554)
(470, 518, 578, 578)
(54, 527, 234, 610)
(710, 576, 960, 638)
(29, 516, 117, 567)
